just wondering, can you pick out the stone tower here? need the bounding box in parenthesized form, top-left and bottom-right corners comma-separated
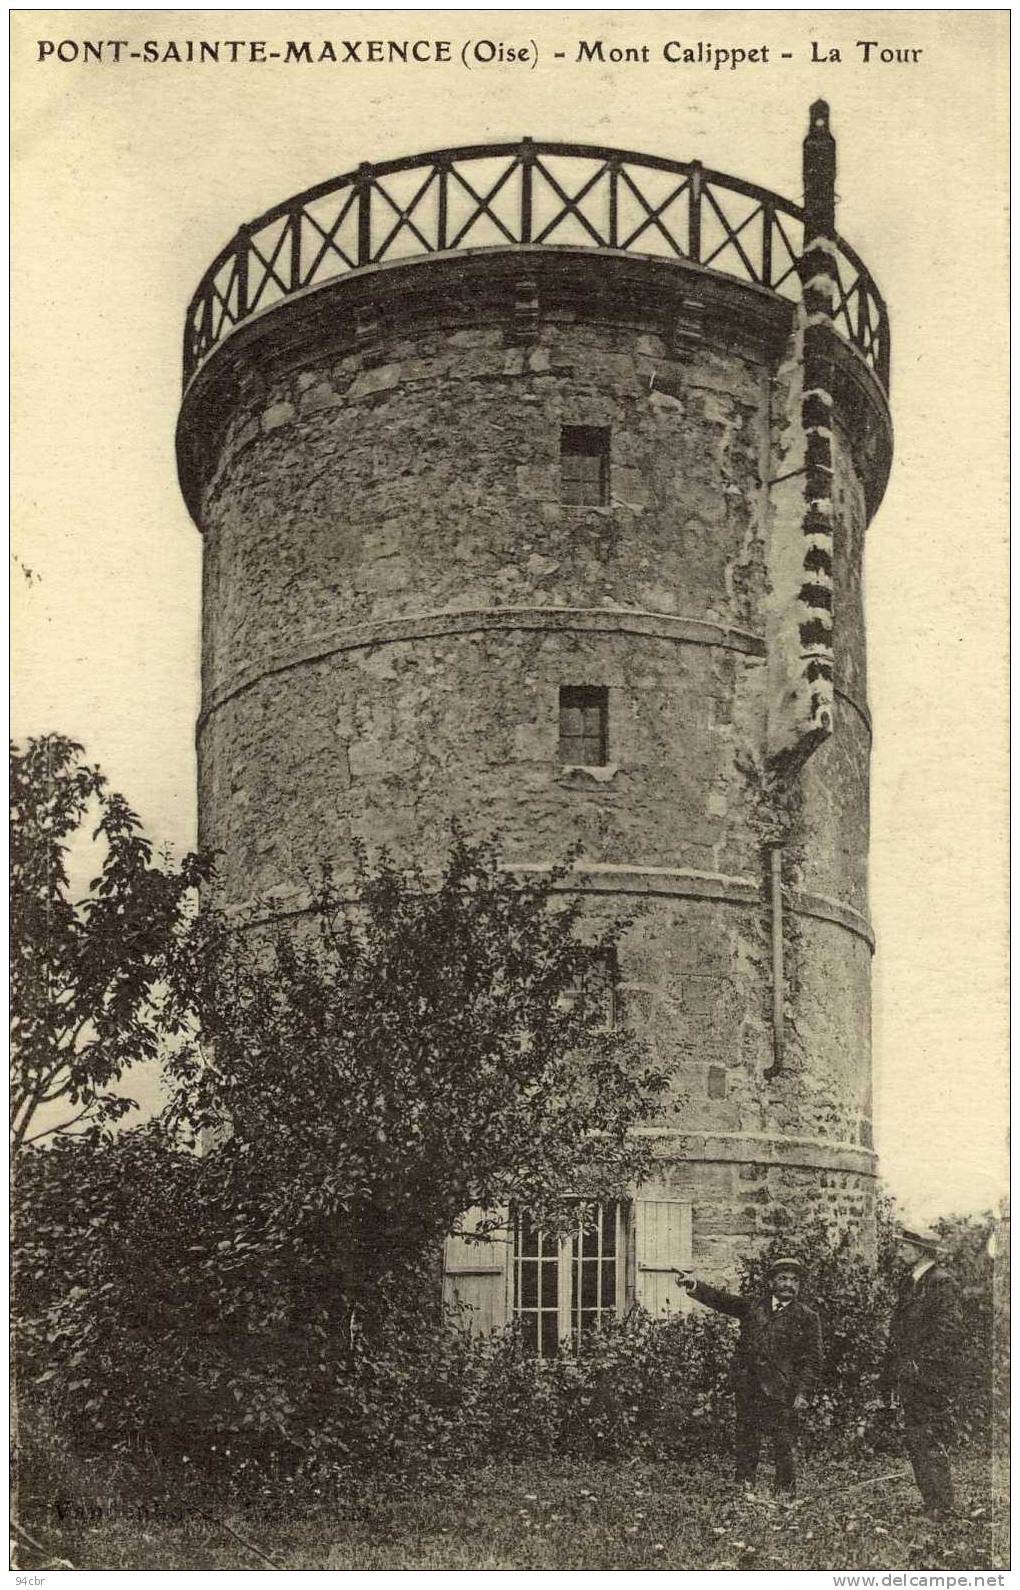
(177, 107, 892, 1321)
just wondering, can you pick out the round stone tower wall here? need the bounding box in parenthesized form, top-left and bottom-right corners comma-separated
(180, 146, 892, 1281)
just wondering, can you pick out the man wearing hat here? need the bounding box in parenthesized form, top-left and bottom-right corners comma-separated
(883, 1226, 959, 1518)
(675, 1255, 822, 1498)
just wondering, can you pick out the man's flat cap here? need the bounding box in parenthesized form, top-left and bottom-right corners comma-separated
(898, 1225, 941, 1252)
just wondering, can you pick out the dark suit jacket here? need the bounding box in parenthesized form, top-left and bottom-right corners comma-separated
(691, 1281, 823, 1405)
(884, 1263, 959, 1401)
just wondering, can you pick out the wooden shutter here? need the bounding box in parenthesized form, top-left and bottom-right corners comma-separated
(634, 1199, 693, 1317)
(442, 1207, 511, 1335)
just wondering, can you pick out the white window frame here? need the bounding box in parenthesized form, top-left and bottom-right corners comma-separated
(512, 1200, 628, 1357)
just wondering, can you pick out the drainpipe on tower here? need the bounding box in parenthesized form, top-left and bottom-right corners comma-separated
(764, 843, 785, 1080)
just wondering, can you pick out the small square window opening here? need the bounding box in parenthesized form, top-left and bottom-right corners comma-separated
(561, 425, 610, 506)
(559, 685, 608, 767)
(561, 949, 619, 1031)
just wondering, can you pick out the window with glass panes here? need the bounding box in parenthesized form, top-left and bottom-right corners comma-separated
(558, 685, 608, 766)
(513, 1201, 627, 1356)
(513, 1210, 562, 1360)
(572, 1200, 624, 1344)
(560, 426, 610, 505)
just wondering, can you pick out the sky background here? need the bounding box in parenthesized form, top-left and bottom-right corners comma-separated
(11, 10, 1009, 1221)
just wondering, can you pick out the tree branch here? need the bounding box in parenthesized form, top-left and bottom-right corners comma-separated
(21, 1104, 95, 1146)
(11, 1052, 73, 1146)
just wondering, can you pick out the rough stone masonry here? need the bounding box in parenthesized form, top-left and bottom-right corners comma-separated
(177, 113, 893, 1291)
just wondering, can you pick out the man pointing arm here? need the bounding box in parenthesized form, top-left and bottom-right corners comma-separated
(674, 1254, 823, 1499)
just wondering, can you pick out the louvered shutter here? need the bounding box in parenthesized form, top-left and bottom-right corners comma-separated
(634, 1199, 693, 1316)
(442, 1207, 511, 1334)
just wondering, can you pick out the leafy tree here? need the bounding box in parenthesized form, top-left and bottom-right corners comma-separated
(14, 837, 671, 1503)
(10, 734, 209, 1151)
(166, 834, 671, 1320)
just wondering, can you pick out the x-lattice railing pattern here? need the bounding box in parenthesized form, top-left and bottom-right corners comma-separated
(182, 139, 889, 392)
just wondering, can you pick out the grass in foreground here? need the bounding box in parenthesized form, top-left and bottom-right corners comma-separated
(17, 1450, 1008, 1572)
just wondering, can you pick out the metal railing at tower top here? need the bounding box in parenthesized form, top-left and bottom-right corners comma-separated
(182, 136, 889, 394)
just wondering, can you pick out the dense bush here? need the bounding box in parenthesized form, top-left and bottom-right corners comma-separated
(13, 1129, 439, 1508)
(13, 1130, 730, 1508)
